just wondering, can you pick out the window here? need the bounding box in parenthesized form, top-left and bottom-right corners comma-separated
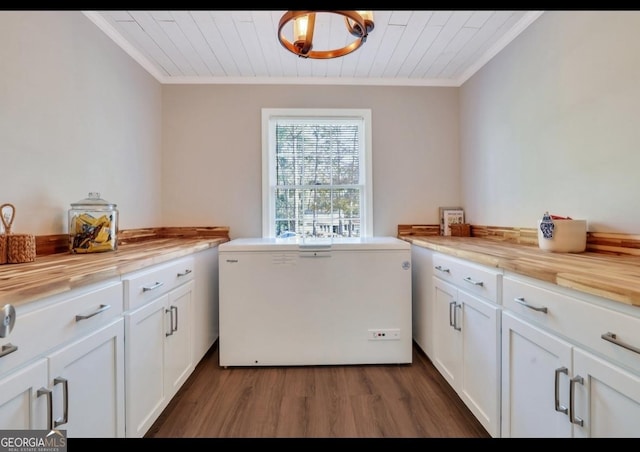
(262, 108, 373, 238)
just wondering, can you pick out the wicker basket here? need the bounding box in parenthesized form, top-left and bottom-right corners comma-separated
(0, 235, 6, 264)
(1, 203, 36, 264)
(7, 234, 36, 263)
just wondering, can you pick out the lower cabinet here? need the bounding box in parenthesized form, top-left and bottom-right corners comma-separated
(411, 247, 502, 437)
(1, 246, 221, 438)
(192, 246, 220, 364)
(502, 272, 640, 438)
(411, 245, 434, 358)
(409, 244, 640, 438)
(501, 311, 574, 437)
(433, 277, 501, 437)
(124, 279, 194, 438)
(573, 347, 640, 437)
(47, 318, 125, 437)
(0, 359, 48, 430)
(502, 311, 640, 437)
(0, 317, 125, 437)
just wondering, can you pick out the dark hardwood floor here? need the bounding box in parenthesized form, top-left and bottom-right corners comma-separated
(145, 341, 490, 439)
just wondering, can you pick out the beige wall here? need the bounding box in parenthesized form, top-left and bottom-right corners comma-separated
(0, 11, 162, 236)
(15, 11, 636, 239)
(1, 11, 460, 240)
(162, 85, 460, 238)
(460, 11, 640, 233)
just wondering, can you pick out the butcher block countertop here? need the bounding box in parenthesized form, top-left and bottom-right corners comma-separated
(403, 235, 640, 309)
(0, 235, 228, 308)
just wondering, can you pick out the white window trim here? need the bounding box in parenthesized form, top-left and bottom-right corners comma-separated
(261, 108, 373, 238)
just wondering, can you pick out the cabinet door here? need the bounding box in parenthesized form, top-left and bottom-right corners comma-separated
(572, 348, 640, 438)
(501, 312, 573, 438)
(165, 280, 194, 398)
(0, 359, 48, 430)
(433, 278, 461, 389)
(458, 290, 500, 437)
(47, 318, 124, 438)
(125, 295, 168, 438)
(411, 245, 433, 357)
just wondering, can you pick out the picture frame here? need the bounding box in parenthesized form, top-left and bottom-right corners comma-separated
(439, 207, 465, 236)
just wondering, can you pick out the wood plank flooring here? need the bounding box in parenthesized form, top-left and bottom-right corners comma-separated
(145, 341, 490, 439)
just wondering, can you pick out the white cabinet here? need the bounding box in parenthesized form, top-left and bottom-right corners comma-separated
(123, 257, 195, 438)
(411, 245, 434, 358)
(431, 253, 502, 438)
(164, 282, 194, 397)
(0, 244, 221, 438)
(501, 273, 640, 438)
(47, 318, 124, 437)
(501, 311, 573, 437)
(0, 359, 48, 430)
(572, 348, 640, 438)
(192, 246, 219, 363)
(432, 278, 461, 386)
(0, 280, 125, 437)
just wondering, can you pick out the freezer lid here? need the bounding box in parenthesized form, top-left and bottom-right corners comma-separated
(218, 236, 410, 252)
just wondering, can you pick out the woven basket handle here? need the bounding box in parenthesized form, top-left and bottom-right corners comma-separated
(1, 203, 15, 235)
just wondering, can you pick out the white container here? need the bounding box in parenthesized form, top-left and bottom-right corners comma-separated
(537, 219, 587, 253)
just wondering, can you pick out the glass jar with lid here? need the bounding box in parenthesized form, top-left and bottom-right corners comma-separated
(68, 192, 118, 253)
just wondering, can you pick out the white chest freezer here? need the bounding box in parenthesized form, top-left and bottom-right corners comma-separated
(218, 236, 412, 366)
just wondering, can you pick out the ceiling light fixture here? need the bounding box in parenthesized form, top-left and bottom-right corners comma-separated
(278, 10, 375, 59)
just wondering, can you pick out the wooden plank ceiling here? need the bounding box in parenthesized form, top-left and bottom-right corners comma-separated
(84, 10, 543, 86)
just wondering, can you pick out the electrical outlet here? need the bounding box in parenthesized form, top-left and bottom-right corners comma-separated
(368, 328, 401, 341)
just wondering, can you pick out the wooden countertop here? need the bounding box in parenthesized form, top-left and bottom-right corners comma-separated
(0, 237, 227, 308)
(403, 236, 640, 309)
(6, 230, 640, 311)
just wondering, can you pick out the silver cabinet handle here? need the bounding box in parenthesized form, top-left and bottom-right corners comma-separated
(177, 269, 192, 277)
(514, 297, 548, 314)
(37, 387, 53, 431)
(554, 367, 568, 414)
(569, 375, 584, 426)
(171, 305, 178, 333)
(53, 377, 68, 427)
(434, 265, 450, 273)
(165, 306, 178, 336)
(463, 276, 483, 286)
(601, 332, 640, 355)
(75, 304, 111, 321)
(0, 343, 18, 358)
(166, 308, 174, 336)
(448, 301, 461, 331)
(143, 281, 164, 292)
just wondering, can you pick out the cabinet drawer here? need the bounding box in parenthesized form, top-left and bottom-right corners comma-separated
(0, 280, 123, 377)
(503, 274, 640, 375)
(433, 253, 501, 303)
(123, 256, 194, 311)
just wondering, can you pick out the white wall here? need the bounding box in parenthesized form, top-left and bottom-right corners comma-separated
(162, 85, 460, 239)
(460, 11, 640, 233)
(5, 11, 638, 240)
(0, 11, 162, 236)
(0, 12, 460, 240)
